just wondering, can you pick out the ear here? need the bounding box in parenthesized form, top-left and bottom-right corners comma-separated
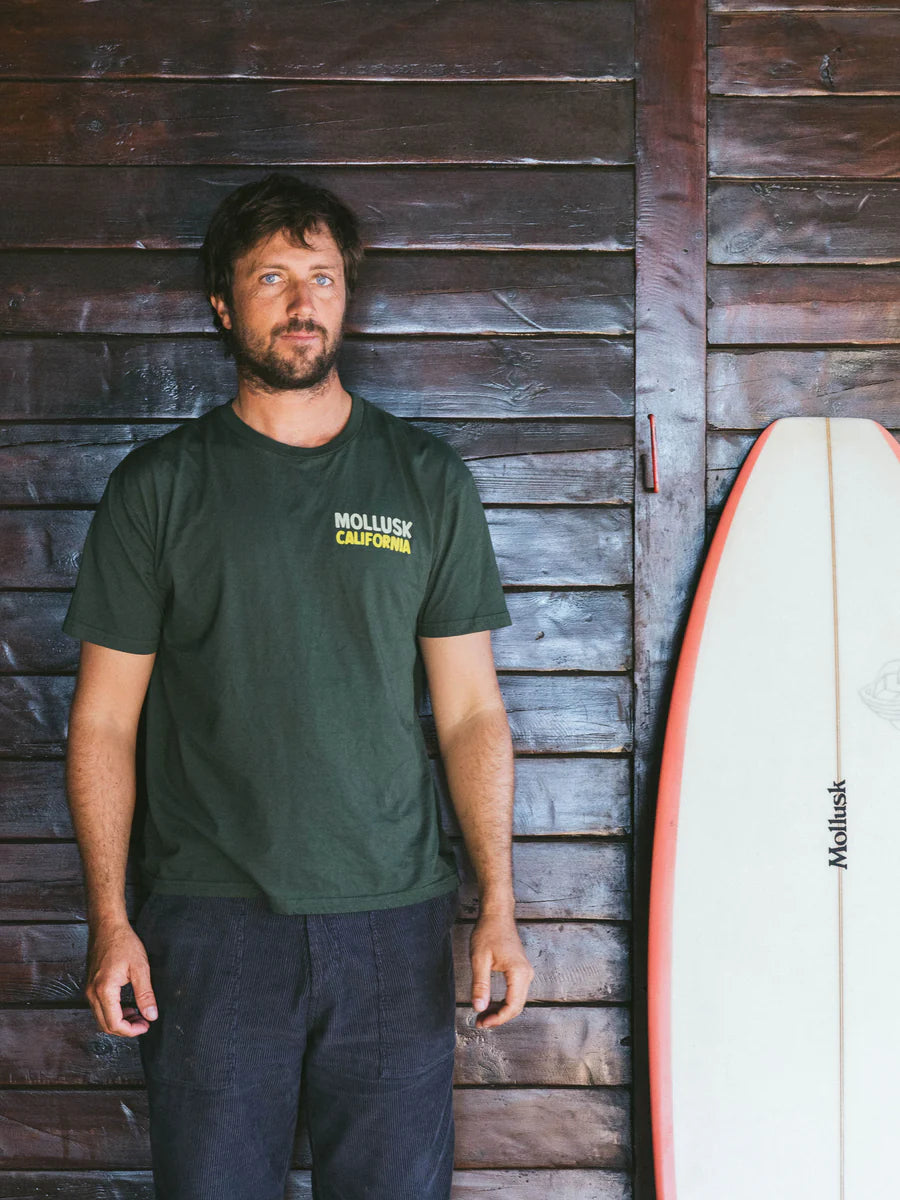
(209, 294, 233, 330)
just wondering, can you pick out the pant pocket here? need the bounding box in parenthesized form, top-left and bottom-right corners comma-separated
(138, 895, 246, 1091)
(369, 891, 458, 1079)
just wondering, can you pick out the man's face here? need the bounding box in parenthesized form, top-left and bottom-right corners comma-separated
(211, 224, 348, 393)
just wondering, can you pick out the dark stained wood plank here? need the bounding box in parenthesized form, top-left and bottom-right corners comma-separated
(489, 509, 632, 586)
(0, 336, 635, 420)
(492, 591, 632, 671)
(494, 673, 632, 754)
(0, 250, 634, 335)
(455, 1007, 631, 1086)
(0, 0, 634, 80)
(708, 265, 900, 344)
(469, 451, 632, 505)
(0, 1087, 631, 1170)
(0, 919, 631, 1004)
(0, 594, 78, 674)
(0, 165, 635, 251)
(709, 97, 900, 178)
(0, 762, 69, 837)
(633, 0, 709, 1193)
(423, 1171, 631, 1199)
(0, 511, 94, 589)
(0, 422, 633, 505)
(708, 348, 900, 426)
(0, 755, 631, 840)
(1, 507, 632, 590)
(709, 12, 900, 95)
(709, 181, 900, 265)
(0, 841, 630, 922)
(0, 1006, 630, 1087)
(455, 1089, 631, 1169)
(712, 0, 899, 9)
(1, 588, 631, 674)
(0, 1170, 632, 1200)
(0, 82, 634, 166)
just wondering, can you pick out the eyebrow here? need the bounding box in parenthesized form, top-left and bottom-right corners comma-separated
(250, 260, 341, 272)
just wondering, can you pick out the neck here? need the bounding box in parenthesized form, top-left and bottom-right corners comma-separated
(231, 372, 353, 449)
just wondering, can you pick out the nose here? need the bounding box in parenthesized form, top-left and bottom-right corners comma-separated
(284, 279, 315, 316)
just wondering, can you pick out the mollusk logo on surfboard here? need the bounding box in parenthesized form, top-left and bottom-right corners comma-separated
(827, 780, 847, 870)
(860, 659, 900, 730)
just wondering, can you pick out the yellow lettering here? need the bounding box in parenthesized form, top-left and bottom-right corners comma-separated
(336, 530, 346, 545)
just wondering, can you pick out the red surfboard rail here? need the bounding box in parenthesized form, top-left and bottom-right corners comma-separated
(647, 418, 779, 1199)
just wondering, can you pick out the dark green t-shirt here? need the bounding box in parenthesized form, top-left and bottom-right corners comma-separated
(62, 392, 512, 914)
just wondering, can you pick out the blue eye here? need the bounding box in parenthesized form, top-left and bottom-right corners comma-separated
(261, 273, 280, 284)
(315, 274, 333, 286)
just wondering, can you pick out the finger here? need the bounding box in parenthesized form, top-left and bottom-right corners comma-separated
(470, 947, 494, 1013)
(97, 976, 149, 1038)
(475, 964, 532, 1028)
(131, 960, 159, 1022)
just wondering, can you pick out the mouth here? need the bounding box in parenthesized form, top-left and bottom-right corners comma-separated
(279, 331, 320, 342)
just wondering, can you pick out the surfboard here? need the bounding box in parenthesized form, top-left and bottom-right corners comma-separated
(648, 417, 900, 1199)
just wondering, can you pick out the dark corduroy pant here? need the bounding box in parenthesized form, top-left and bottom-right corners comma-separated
(134, 887, 460, 1200)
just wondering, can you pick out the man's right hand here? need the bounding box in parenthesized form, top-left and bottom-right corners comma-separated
(85, 919, 159, 1037)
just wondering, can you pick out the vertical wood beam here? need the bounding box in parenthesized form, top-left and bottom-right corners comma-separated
(633, 0, 708, 1195)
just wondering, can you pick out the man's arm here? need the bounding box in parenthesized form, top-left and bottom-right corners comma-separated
(417, 629, 534, 1028)
(66, 641, 159, 1036)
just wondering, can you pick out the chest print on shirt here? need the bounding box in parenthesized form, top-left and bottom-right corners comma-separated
(333, 511, 414, 555)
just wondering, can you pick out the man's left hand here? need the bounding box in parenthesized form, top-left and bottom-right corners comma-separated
(469, 910, 534, 1028)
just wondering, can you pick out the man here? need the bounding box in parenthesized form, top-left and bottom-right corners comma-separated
(62, 172, 534, 1200)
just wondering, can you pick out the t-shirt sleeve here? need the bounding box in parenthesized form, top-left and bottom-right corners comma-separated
(416, 455, 512, 638)
(61, 457, 165, 654)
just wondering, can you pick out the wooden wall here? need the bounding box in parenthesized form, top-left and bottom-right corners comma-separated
(0, 3, 637, 1197)
(707, 0, 900, 512)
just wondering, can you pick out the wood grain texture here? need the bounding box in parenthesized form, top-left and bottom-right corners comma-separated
(712, 0, 899, 9)
(0, 756, 632, 839)
(709, 12, 900, 95)
(708, 348, 900, 426)
(0, 1170, 632, 1200)
(0, 336, 635, 419)
(0, 1006, 630, 1087)
(0, 422, 633, 506)
(0, 507, 632, 589)
(709, 97, 900, 177)
(0, 920, 631, 1005)
(0, 165, 635, 251)
(0, 1087, 631, 1170)
(1, 0, 634, 80)
(709, 180, 900, 264)
(0, 841, 631, 921)
(708, 265, 900, 344)
(0, 250, 634, 335)
(0, 81, 634, 166)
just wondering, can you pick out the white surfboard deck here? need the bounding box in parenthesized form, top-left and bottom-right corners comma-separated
(648, 417, 900, 1200)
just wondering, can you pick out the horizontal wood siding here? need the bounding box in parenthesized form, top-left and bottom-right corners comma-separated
(0, 3, 636, 1195)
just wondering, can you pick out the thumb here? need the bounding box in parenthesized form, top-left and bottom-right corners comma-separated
(471, 948, 492, 1013)
(132, 960, 159, 1021)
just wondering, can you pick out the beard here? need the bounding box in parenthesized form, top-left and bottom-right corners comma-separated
(230, 315, 344, 393)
